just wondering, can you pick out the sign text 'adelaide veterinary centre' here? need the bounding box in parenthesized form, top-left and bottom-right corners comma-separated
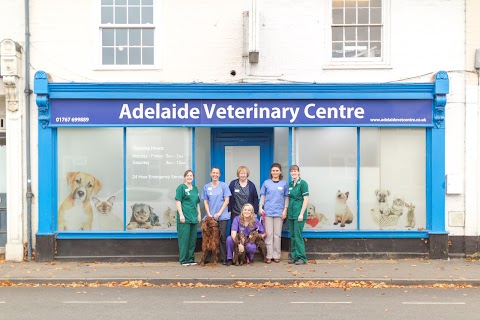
(50, 99, 432, 127)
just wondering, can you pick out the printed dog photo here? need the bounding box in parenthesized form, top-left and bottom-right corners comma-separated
(58, 171, 102, 231)
(334, 190, 353, 227)
(305, 203, 328, 228)
(126, 203, 161, 230)
(374, 189, 391, 215)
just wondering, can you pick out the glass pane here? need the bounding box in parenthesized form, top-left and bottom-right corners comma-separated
(371, 0, 382, 7)
(345, 0, 356, 7)
(116, 47, 128, 64)
(372, 41, 382, 57)
(142, 28, 154, 46)
(332, 0, 344, 8)
(225, 146, 261, 193)
(102, 0, 113, 4)
(116, 28, 128, 45)
(128, 0, 140, 4)
(345, 26, 356, 41)
(332, 27, 343, 41)
(358, 26, 368, 41)
(115, 0, 127, 5)
(295, 128, 358, 230)
(332, 8, 344, 24)
(357, 42, 369, 57)
(142, 7, 154, 24)
(371, 8, 382, 24)
(332, 42, 344, 58)
(57, 128, 124, 231)
(142, 47, 154, 65)
(345, 8, 356, 24)
(358, 8, 368, 24)
(102, 47, 115, 64)
(0, 141, 6, 193)
(102, 29, 114, 46)
(115, 7, 127, 24)
(345, 42, 356, 57)
(126, 128, 192, 231)
(128, 6, 140, 24)
(358, 0, 368, 7)
(129, 47, 141, 64)
(360, 128, 426, 230)
(101, 6, 114, 24)
(371, 26, 381, 41)
(129, 29, 141, 45)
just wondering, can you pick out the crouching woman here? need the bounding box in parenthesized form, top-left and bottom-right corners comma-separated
(225, 203, 265, 266)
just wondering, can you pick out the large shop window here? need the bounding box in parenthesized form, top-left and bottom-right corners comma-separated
(57, 127, 191, 232)
(294, 127, 425, 231)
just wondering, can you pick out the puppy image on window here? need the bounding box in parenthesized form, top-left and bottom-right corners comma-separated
(375, 189, 391, 215)
(305, 203, 328, 228)
(58, 171, 102, 231)
(126, 203, 161, 230)
(233, 232, 247, 266)
(200, 216, 220, 266)
(334, 190, 354, 227)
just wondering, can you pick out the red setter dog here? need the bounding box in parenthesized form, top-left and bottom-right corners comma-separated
(233, 232, 247, 266)
(200, 216, 220, 266)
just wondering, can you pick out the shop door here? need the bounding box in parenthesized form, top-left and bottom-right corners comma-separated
(211, 128, 273, 193)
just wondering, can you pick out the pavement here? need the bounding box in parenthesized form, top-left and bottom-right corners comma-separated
(1, 257, 479, 286)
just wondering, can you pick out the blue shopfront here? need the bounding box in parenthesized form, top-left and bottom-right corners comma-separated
(33, 70, 449, 261)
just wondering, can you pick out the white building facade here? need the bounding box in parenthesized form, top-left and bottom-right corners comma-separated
(0, 0, 478, 261)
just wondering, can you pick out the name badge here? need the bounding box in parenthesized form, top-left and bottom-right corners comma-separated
(235, 189, 240, 192)
(207, 187, 212, 191)
(289, 187, 293, 190)
(278, 187, 283, 190)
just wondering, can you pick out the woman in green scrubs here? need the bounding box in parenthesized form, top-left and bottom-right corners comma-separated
(287, 165, 309, 265)
(175, 169, 202, 266)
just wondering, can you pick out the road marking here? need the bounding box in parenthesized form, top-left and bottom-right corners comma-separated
(402, 302, 466, 305)
(183, 301, 244, 304)
(62, 301, 127, 304)
(291, 302, 352, 304)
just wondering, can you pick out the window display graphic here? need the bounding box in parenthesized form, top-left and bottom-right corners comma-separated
(126, 128, 191, 231)
(57, 128, 124, 231)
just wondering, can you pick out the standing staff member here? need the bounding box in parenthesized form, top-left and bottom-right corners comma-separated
(287, 165, 309, 265)
(228, 165, 259, 222)
(175, 170, 202, 266)
(259, 163, 288, 264)
(202, 166, 232, 265)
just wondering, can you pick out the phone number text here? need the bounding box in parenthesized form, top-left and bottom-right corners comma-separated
(55, 117, 90, 123)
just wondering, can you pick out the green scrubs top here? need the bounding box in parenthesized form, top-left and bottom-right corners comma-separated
(287, 178, 309, 220)
(175, 184, 200, 223)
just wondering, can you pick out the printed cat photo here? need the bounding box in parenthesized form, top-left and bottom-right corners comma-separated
(92, 196, 123, 230)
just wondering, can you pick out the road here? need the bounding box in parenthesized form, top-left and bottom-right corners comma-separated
(1, 286, 478, 320)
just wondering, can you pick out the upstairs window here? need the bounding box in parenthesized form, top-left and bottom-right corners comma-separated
(331, 0, 383, 61)
(100, 0, 155, 66)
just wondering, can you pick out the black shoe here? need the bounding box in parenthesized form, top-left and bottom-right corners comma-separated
(222, 260, 227, 265)
(294, 259, 306, 265)
(226, 259, 232, 266)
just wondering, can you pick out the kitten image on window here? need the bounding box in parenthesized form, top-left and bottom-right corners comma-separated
(388, 198, 405, 217)
(405, 202, 416, 229)
(92, 196, 123, 230)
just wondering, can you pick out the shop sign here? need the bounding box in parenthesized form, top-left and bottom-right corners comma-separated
(50, 99, 432, 127)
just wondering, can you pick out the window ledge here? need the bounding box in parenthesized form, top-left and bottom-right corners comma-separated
(93, 66, 161, 71)
(323, 63, 393, 70)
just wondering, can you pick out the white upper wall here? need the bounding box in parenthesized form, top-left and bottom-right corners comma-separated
(0, 0, 462, 84)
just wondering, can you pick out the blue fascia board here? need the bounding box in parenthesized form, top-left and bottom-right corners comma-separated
(45, 82, 435, 100)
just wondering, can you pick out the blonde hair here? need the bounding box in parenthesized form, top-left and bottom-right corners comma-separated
(239, 203, 255, 228)
(236, 166, 250, 177)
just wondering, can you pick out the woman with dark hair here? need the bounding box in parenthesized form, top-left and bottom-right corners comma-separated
(259, 163, 289, 263)
(228, 165, 259, 222)
(175, 169, 202, 266)
(287, 165, 309, 265)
